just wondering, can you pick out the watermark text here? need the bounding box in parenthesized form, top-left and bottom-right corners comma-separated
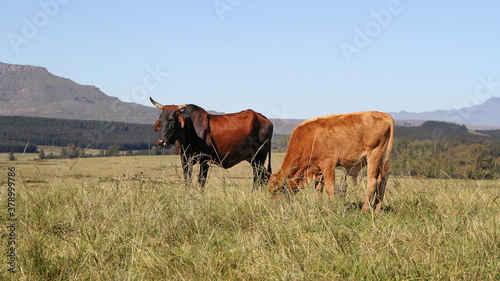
(6, 167, 17, 273)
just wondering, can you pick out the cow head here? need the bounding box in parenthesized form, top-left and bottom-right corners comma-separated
(150, 97, 187, 147)
(150, 97, 212, 147)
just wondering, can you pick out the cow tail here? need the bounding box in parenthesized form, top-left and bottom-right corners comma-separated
(382, 116, 395, 178)
(267, 145, 272, 175)
(267, 121, 273, 176)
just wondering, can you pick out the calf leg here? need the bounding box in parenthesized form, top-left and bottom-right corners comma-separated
(336, 174, 347, 198)
(363, 170, 378, 213)
(373, 172, 388, 211)
(320, 161, 336, 200)
(314, 175, 324, 200)
(285, 168, 305, 195)
(363, 152, 385, 213)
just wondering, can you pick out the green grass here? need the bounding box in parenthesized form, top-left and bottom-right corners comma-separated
(0, 154, 499, 280)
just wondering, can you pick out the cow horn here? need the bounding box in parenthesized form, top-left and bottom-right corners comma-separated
(178, 104, 187, 110)
(149, 97, 163, 110)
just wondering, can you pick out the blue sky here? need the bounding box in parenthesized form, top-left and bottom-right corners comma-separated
(2, 0, 500, 119)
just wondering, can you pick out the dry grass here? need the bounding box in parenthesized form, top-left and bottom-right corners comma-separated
(0, 154, 499, 280)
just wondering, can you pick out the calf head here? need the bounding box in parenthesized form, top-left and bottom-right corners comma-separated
(150, 97, 187, 147)
(268, 172, 288, 198)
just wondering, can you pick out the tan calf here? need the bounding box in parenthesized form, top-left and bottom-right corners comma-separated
(269, 111, 394, 213)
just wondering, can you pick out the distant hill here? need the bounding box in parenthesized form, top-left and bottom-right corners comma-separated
(270, 118, 304, 135)
(0, 62, 159, 124)
(394, 120, 492, 142)
(390, 97, 500, 129)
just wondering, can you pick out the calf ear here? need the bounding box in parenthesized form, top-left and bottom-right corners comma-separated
(154, 120, 162, 131)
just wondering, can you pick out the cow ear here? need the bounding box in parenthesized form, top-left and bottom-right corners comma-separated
(178, 115, 185, 128)
(154, 120, 162, 132)
(192, 113, 212, 146)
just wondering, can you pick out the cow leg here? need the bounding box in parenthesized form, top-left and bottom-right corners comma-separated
(181, 155, 193, 183)
(177, 142, 194, 185)
(251, 160, 268, 190)
(250, 143, 271, 189)
(198, 160, 209, 188)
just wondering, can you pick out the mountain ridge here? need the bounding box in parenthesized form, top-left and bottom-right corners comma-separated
(0, 61, 159, 124)
(389, 96, 500, 128)
(1, 62, 499, 131)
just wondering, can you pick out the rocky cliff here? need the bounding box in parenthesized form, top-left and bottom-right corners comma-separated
(0, 62, 159, 124)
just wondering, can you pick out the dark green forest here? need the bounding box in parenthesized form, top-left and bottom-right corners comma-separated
(389, 122, 500, 179)
(0, 115, 157, 152)
(391, 139, 500, 179)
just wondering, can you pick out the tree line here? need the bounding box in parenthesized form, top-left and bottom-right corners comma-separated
(0, 115, 158, 153)
(35, 143, 179, 160)
(389, 122, 500, 179)
(272, 137, 500, 179)
(0, 140, 38, 153)
(391, 139, 500, 179)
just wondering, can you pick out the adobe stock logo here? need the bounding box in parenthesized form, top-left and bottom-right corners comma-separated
(432, 74, 500, 142)
(339, 0, 403, 64)
(443, 75, 500, 124)
(83, 64, 169, 146)
(129, 65, 170, 102)
(7, 0, 70, 54)
(213, 0, 243, 21)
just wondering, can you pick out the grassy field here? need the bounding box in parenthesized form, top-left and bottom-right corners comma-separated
(0, 153, 499, 280)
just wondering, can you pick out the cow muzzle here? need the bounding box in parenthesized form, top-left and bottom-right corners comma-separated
(157, 138, 168, 147)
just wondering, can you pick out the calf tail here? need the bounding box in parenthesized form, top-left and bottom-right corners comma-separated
(382, 116, 395, 178)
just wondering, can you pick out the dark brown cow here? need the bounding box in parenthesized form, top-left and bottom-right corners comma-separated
(269, 111, 394, 213)
(150, 97, 273, 189)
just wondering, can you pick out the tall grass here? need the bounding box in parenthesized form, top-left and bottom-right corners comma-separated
(1, 165, 499, 279)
